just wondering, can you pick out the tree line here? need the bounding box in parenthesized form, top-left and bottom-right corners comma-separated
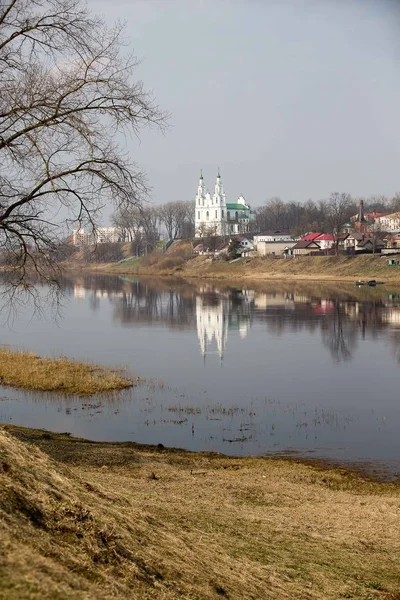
(252, 193, 400, 237)
(111, 200, 195, 254)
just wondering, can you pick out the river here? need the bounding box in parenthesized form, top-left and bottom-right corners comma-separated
(1, 274, 400, 478)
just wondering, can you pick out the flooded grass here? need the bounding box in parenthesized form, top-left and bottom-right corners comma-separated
(0, 347, 138, 396)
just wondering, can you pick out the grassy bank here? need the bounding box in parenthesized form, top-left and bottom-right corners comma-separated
(1, 425, 400, 600)
(0, 348, 135, 395)
(83, 248, 400, 283)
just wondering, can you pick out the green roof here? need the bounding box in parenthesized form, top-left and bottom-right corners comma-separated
(226, 203, 249, 210)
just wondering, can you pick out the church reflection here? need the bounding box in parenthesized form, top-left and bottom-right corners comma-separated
(195, 291, 251, 362)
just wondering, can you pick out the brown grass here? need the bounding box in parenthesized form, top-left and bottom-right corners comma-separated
(101, 249, 400, 283)
(1, 424, 400, 600)
(0, 348, 136, 395)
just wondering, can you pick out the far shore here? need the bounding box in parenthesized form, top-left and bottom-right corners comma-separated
(62, 252, 400, 285)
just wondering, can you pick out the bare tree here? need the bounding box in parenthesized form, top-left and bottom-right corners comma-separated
(265, 197, 285, 229)
(140, 206, 159, 254)
(112, 204, 159, 254)
(0, 0, 166, 292)
(181, 200, 195, 239)
(325, 192, 353, 255)
(158, 200, 194, 240)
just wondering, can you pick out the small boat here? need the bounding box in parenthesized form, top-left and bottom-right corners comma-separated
(367, 280, 377, 286)
(354, 280, 366, 286)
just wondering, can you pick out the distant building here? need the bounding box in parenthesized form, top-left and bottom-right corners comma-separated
(256, 241, 294, 256)
(195, 170, 254, 237)
(291, 240, 321, 255)
(71, 226, 122, 246)
(253, 231, 294, 244)
(375, 212, 400, 233)
(299, 233, 334, 250)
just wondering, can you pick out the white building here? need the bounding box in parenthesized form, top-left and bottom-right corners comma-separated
(195, 170, 253, 237)
(375, 212, 400, 233)
(253, 231, 293, 244)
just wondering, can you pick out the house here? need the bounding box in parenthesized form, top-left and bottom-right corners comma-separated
(237, 236, 254, 251)
(291, 240, 321, 255)
(314, 234, 335, 250)
(234, 236, 255, 257)
(299, 233, 335, 250)
(342, 233, 382, 253)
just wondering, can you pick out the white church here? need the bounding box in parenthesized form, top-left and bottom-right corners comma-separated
(195, 170, 253, 237)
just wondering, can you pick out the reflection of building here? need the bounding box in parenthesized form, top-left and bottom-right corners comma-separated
(196, 292, 252, 361)
(196, 296, 229, 360)
(73, 284, 86, 300)
(382, 308, 400, 327)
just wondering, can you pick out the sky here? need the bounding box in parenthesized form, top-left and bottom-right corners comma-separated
(89, 0, 400, 217)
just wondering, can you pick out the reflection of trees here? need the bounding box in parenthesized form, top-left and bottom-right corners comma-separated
(114, 286, 196, 329)
(321, 303, 357, 362)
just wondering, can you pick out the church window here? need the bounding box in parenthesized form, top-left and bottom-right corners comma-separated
(227, 211, 230, 219)
(215, 210, 217, 218)
(222, 210, 224, 218)
(198, 211, 200, 219)
(206, 211, 209, 220)
(235, 211, 238, 219)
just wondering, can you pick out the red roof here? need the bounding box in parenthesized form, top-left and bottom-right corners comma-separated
(301, 233, 322, 241)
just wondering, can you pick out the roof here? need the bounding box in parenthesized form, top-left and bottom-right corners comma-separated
(377, 212, 400, 220)
(357, 239, 373, 248)
(215, 242, 229, 251)
(301, 233, 322, 241)
(226, 203, 250, 210)
(256, 230, 291, 236)
(292, 240, 321, 249)
(257, 240, 293, 244)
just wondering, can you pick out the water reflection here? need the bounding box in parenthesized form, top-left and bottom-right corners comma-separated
(2, 273, 400, 475)
(66, 274, 400, 365)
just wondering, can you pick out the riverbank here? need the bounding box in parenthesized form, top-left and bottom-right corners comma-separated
(1, 425, 400, 600)
(0, 348, 136, 395)
(70, 252, 400, 284)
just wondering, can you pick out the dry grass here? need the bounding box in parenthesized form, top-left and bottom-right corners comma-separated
(0, 348, 136, 395)
(1, 425, 400, 600)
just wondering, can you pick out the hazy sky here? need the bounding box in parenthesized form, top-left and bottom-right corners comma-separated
(90, 0, 400, 216)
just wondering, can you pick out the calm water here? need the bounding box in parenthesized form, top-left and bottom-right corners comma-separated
(1, 274, 400, 477)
